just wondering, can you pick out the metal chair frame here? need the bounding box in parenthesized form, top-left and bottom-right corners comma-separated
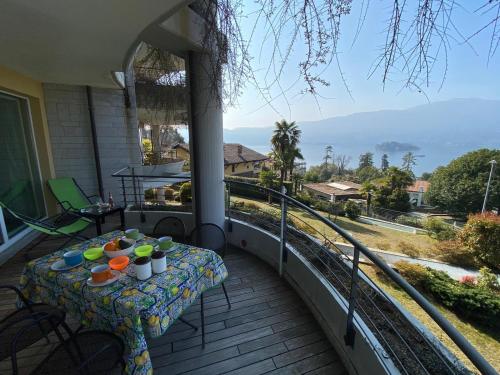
(0, 285, 73, 375)
(152, 216, 187, 242)
(189, 223, 231, 347)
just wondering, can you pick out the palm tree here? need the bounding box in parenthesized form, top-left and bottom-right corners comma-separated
(271, 120, 302, 186)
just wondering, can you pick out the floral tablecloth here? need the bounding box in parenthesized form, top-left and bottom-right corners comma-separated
(19, 230, 228, 375)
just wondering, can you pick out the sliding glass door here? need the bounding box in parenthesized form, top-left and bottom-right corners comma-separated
(0, 91, 46, 244)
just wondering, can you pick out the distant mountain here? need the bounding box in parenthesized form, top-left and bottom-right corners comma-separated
(223, 98, 500, 175)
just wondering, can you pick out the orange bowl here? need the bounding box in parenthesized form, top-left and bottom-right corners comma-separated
(108, 255, 129, 271)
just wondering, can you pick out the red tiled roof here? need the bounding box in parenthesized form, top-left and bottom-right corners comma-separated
(407, 180, 430, 192)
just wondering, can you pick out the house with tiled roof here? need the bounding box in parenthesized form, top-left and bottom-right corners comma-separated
(223, 143, 270, 176)
(407, 180, 430, 207)
(303, 181, 363, 202)
(170, 143, 270, 177)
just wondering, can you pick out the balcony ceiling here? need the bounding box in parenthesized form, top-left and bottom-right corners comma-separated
(0, 0, 192, 88)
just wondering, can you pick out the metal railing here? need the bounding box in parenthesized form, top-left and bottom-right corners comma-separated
(111, 166, 191, 211)
(224, 179, 497, 375)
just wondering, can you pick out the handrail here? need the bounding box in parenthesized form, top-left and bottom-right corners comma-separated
(224, 179, 497, 375)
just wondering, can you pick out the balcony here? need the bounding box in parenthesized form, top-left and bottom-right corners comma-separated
(0, 216, 346, 374)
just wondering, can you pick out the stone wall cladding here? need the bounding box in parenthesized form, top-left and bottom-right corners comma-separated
(43, 84, 97, 195)
(43, 83, 141, 206)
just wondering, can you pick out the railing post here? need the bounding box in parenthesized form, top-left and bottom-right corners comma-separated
(132, 167, 138, 206)
(279, 186, 288, 277)
(226, 183, 232, 232)
(344, 245, 360, 347)
(121, 177, 127, 207)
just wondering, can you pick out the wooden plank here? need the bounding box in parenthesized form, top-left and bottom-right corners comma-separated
(272, 340, 331, 368)
(181, 343, 288, 375)
(268, 350, 339, 374)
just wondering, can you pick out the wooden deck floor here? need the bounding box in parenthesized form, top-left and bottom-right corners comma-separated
(0, 218, 346, 374)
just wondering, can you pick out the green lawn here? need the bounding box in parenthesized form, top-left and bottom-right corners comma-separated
(231, 196, 439, 258)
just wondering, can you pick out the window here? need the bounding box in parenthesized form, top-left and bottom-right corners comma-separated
(231, 165, 235, 173)
(0, 91, 46, 245)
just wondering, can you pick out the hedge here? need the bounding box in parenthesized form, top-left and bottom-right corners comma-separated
(224, 175, 292, 201)
(395, 261, 500, 328)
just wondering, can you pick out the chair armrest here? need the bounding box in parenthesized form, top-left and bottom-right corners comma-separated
(0, 285, 30, 307)
(57, 200, 77, 211)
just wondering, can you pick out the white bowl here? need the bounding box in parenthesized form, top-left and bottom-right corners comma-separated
(102, 238, 136, 258)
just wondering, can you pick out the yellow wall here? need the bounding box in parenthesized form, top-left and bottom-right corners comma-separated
(175, 147, 190, 161)
(224, 161, 265, 176)
(0, 65, 57, 214)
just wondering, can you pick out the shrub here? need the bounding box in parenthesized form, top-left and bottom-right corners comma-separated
(144, 188, 155, 200)
(397, 264, 500, 328)
(459, 275, 477, 286)
(179, 182, 192, 203)
(423, 217, 456, 241)
(477, 267, 500, 292)
(395, 215, 423, 228)
(344, 201, 361, 220)
(432, 240, 477, 268)
(459, 212, 500, 268)
(164, 188, 175, 200)
(397, 241, 420, 258)
(394, 261, 428, 288)
(225, 175, 292, 201)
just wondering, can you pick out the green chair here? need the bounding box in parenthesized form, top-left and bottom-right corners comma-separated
(47, 177, 100, 212)
(0, 201, 92, 259)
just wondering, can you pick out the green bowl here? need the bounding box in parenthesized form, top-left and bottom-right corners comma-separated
(134, 245, 153, 257)
(83, 247, 103, 261)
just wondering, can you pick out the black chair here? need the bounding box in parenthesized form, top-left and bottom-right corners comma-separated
(0, 285, 72, 374)
(153, 216, 186, 242)
(189, 223, 231, 347)
(31, 330, 125, 374)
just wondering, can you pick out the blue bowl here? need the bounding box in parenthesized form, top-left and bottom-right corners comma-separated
(63, 250, 83, 266)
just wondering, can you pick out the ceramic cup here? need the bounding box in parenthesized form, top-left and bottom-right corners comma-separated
(63, 250, 83, 266)
(158, 236, 173, 251)
(151, 251, 167, 274)
(125, 228, 140, 240)
(134, 256, 152, 280)
(91, 264, 113, 283)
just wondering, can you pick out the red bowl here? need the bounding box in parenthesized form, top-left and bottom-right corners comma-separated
(108, 255, 129, 271)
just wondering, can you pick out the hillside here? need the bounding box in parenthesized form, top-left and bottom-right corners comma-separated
(223, 98, 500, 174)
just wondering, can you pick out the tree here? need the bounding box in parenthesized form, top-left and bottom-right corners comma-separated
(358, 152, 374, 169)
(336, 154, 351, 176)
(427, 149, 500, 215)
(288, 148, 304, 180)
(270, 120, 302, 186)
(381, 154, 389, 171)
(344, 200, 361, 220)
(420, 172, 432, 181)
(323, 145, 333, 166)
(356, 166, 381, 183)
(402, 152, 417, 174)
(291, 173, 304, 195)
(372, 167, 413, 211)
(459, 213, 500, 269)
(259, 170, 277, 203)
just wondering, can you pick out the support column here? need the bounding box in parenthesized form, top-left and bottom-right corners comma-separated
(188, 51, 225, 229)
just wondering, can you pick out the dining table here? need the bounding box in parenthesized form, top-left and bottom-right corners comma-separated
(18, 230, 228, 375)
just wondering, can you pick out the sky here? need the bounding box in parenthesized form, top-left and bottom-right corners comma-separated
(223, 1, 500, 129)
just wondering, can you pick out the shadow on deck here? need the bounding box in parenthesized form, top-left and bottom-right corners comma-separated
(0, 217, 346, 374)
